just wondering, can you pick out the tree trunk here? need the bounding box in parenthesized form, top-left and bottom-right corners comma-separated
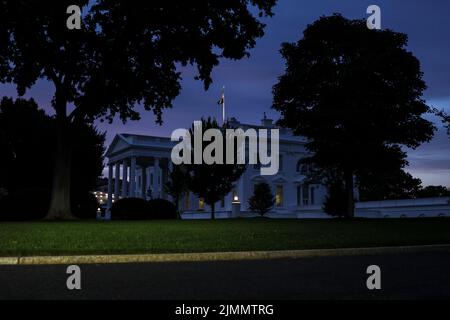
(45, 94, 75, 220)
(211, 202, 215, 220)
(175, 195, 181, 219)
(344, 169, 355, 218)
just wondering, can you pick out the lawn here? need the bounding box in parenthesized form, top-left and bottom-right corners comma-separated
(0, 219, 450, 257)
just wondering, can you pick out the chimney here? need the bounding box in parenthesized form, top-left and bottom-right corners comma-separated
(261, 112, 274, 127)
(228, 117, 240, 128)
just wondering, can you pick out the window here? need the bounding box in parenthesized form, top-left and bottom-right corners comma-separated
(184, 192, 190, 210)
(275, 185, 284, 207)
(297, 161, 312, 176)
(302, 184, 309, 206)
(279, 155, 283, 171)
(199, 198, 205, 210)
(297, 185, 302, 206)
(311, 186, 315, 205)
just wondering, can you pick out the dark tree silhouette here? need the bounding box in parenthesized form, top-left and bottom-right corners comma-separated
(0, 97, 105, 218)
(164, 165, 189, 214)
(437, 111, 450, 136)
(273, 14, 435, 218)
(0, 97, 53, 194)
(358, 169, 422, 201)
(0, 1, 276, 219)
(416, 186, 450, 198)
(323, 182, 347, 217)
(356, 145, 422, 201)
(185, 118, 246, 219)
(248, 182, 275, 216)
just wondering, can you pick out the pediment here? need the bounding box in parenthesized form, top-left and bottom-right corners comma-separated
(105, 134, 131, 156)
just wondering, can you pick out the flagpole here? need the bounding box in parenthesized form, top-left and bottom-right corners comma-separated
(222, 86, 226, 125)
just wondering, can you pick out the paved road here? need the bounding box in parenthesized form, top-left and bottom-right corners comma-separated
(1, 251, 450, 300)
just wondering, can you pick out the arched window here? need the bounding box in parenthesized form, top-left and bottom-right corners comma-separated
(296, 160, 310, 175)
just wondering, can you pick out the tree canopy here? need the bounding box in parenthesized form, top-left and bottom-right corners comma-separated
(248, 182, 275, 216)
(0, 0, 276, 218)
(273, 14, 435, 217)
(0, 96, 105, 220)
(185, 118, 246, 219)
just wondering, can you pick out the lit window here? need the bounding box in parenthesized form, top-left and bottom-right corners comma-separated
(275, 185, 283, 207)
(199, 198, 205, 210)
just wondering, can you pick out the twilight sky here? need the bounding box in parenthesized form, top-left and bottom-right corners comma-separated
(1, 0, 449, 186)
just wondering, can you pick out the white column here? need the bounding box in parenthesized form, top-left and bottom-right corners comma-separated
(121, 160, 128, 198)
(114, 162, 120, 200)
(166, 159, 174, 201)
(106, 163, 113, 220)
(141, 166, 147, 199)
(238, 174, 245, 211)
(129, 157, 136, 197)
(168, 158, 173, 173)
(153, 157, 160, 199)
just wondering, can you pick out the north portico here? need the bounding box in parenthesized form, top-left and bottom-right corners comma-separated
(104, 116, 328, 219)
(105, 134, 175, 219)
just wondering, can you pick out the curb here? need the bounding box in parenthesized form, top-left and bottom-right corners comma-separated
(1, 244, 449, 266)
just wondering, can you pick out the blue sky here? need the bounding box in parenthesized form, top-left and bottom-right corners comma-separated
(1, 0, 449, 186)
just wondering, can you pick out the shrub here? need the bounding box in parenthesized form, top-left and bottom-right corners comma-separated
(147, 198, 178, 220)
(111, 198, 150, 220)
(72, 193, 99, 219)
(248, 182, 275, 216)
(0, 188, 50, 221)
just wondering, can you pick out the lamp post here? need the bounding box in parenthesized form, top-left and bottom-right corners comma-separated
(232, 194, 241, 218)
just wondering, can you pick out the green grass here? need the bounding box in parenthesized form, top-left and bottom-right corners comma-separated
(0, 219, 450, 257)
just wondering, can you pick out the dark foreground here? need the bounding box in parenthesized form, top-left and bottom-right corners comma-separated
(1, 251, 450, 300)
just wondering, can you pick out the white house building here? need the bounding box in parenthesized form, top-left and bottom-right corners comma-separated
(104, 116, 450, 219)
(105, 116, 329, 219)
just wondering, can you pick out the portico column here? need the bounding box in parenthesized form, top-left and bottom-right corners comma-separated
(121, 160, 128, 198)
(153, 157, 160, 199)
(114, 162, 120, 200)
(141, 166, 147, 199)
(129, 157, 136, 197)
(238, 174, 245, 211)
(106, 163, 113, 219)
(166, 159, 173, 201)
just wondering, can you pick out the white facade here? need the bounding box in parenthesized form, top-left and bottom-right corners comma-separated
(105, 116, 450, 219)
(105, 116, 328, 219)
